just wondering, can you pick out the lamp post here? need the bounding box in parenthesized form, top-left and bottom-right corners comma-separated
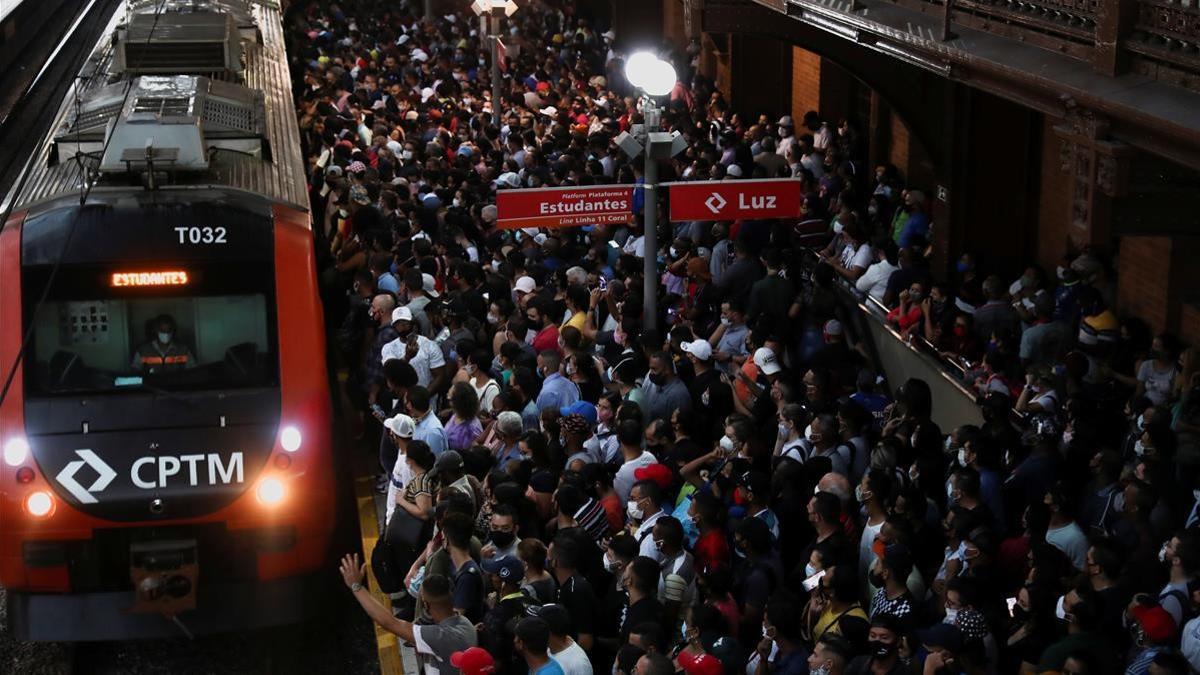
(471, 0, 517, 126)
(614, 52, 686, 331)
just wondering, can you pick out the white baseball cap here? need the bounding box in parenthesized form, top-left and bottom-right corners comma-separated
(514, 276, 536, 294)
(753, 347, 781, 375)
(384, 414, 415, 438)
(681, 340, 713, 361)
(391, 306, 414, 324)
(422, 273, 440, 298)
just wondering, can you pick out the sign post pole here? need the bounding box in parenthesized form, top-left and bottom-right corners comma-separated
(642, 149, 658, 331)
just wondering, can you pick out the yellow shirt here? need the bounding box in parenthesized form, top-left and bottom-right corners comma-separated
(562, 310, 587, 333)
(813, 603, 868, 643)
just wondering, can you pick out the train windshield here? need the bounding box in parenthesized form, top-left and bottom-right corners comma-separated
(23, 263, 279, 395)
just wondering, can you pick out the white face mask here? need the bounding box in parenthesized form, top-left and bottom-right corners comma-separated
(1134, 440, 1146, 456)
(401, 150, 414, 161)
(1055, 595, 1068, 620)
(943, 608, 959, 624)
(804, 424, 815, 442)
(832, 220, 844, 235)
(486, 312, 499, 325)
(1159, 543, 1170, 563)
(957, 448, 968, 467)
(603, 552, 621, 573)
(720, 317, 731, 326)
(719, 435, 735, 452)
(157, 332, 172, 344)
(626, 500, 644, 521)
(1137, 415, 1147, 431)
(943, 436, 954, 452)
(778, 423, 790, 439)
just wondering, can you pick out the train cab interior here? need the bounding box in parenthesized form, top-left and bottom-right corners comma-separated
(28, 292, 277, 394)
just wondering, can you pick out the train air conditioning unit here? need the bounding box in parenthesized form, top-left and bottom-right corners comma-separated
(115, 11, 243, 76)
(52, 76, 269, 173)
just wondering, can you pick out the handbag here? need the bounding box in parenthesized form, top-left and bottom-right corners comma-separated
(370, 507, 428, 594)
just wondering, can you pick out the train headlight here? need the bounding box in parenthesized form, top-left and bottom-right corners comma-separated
(280, 426, 302, 453)
(4, 437, 29, 466)
(256, 477, 286, 506)
(26, 491, 54, 518)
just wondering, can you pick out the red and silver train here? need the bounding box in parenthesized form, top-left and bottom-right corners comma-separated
(0, 0, 334, 639)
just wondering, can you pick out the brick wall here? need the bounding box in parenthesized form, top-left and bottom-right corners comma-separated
(1182, 303, 1200, 348)
(662, 0, 686, 52)
(1118, 236, 1174, 332)
(791, 46, 820, 124)
(890, 112, 910, 178)
(1036, 115, 1071, 273)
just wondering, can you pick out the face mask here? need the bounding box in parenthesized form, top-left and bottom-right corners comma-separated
(669, 246, 679, 258)
(804, 563, 819, 577)
(810, 665, 830, 675)
(401, 150, 414, 161)
(603, 552, 621, 573)
(778, 423, 790, 438)
(1055, 595, 1069, 621)
(957, 449, 968, 467)
(943, 608, 959, 624)
(626, 500, 644, 521)
(869, 640, 896, 659)
(157, 332, 172, 344)
(804, 424, 815, 442)
(1062, 429, 1074, 444)
(490, 529, 515, 548)
(719, 435, 735, 452)
(720, 317, 731, 326)
(1137, 415, 1147, 431)
(868, 569, 885, 588)
(855, 485, 869, 503)
(486, 312, 499, 325)
(832, 220, 844, 235)
(953, 325, 968, 338)
(1056, 265, 1067, 280)
(1134, 440, 1146, 457)
(1159, 543, 1169, 563)
(1113, 492, 1126, 513)
(943, 436, 954, 452)
(946, 482, 956, 500)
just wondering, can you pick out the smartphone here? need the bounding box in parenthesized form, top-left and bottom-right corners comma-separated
(598, 276, 608, 292)
(371, 404, 386, 419)
(802, 569, 827, 592)
(1006, 597, 1017, 617)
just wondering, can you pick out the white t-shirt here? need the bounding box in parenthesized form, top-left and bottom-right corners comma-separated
(381, 334, 446, 388)
(1181, 615, 1200, 672)
(1045, 521, 1089, 570)
(384, 451, 414, 524)
(859, 517, 885, 581)
(856, 260, 899, 301)
(1137, 360, 1178, 406)
(839, 242, 873, 272)
(614, 450, 657, 503)
(551, 641, 593, 675)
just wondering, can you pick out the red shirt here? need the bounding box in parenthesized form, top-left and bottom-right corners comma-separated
(531, 324, 560, 355)
(695, 529, 730, 571)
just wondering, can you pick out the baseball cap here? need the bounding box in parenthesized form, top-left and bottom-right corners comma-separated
(823, 319, 843, 336)
(481, 556, 524, 581)
(530, 603, 571, 636)
(753, 347, 781, 375)
(681, 339, 713, 361)
(431, 450, 464, 477)
(450, 647, 495, 675)
(778, 115, 794, 126)
(391, 306, 414, 324)
(514, 276, 536, 294)
(634, 463, 673, 490)
(383, 414, 415, 438)
(539, 106, 558, 117)
(1131, 604, 1177, 642)
(559, 400, 598, 426)
(915, 623, 963, 653)
(421, 272, 440, 298)
(678, 651, 723, 675)
(726, 164, 743, 178)
(494, 171, 521, 189)
(529, 469, 557, 494)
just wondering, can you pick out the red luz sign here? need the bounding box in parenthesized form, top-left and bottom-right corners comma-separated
(667, 178, 804, 222)
(496, 185, 634, 229)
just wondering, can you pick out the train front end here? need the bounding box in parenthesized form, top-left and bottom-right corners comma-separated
(0, 191, 335, 640)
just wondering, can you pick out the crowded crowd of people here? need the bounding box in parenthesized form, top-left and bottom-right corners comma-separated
(288, 0, 1200, 673)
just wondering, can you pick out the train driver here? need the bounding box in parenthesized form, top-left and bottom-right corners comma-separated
(132, 314, 195, 374)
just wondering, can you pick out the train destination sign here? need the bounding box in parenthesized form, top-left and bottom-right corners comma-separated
(495, 185, 635, 229)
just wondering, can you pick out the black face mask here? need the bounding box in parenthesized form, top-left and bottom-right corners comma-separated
(489, 529, 516, 548)
(868, 640, 896, 659)
(649, 372, 667, 386)
(868, 570, 885, 588)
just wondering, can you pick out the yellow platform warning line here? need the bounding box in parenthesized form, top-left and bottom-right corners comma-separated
(355, 472, 405, 675)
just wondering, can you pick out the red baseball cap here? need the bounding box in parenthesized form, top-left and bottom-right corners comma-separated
(450, 647, 496, 675)
(678, 650, 723, 675)
(634, 463, 673, 490)
(1131, 604, 1177, 642)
